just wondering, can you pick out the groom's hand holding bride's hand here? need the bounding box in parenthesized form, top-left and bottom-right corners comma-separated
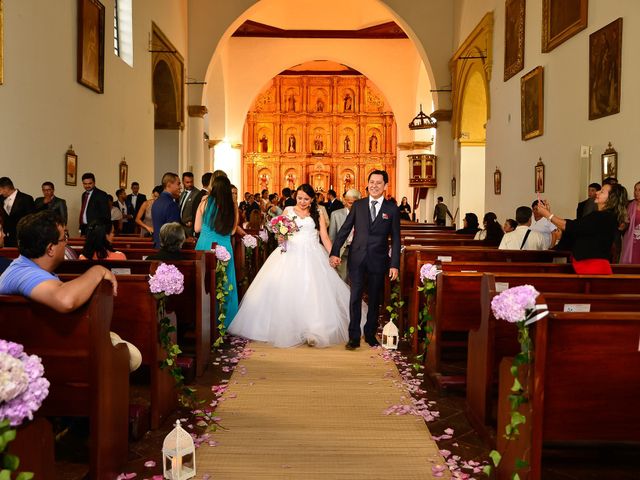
(389, 268, 399, 281)
(329, 255, 341, 268)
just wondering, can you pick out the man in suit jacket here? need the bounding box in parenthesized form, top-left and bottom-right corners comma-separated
(328, 189, 361, 282)
(153, 172, 182, 248)
(0, 177, 35, 247)
(190, 172, 213, 235)
(78, 173, 110, 236)
(325, 189, 344, 217)
(178, 172, 198, 237)
(330, 170, 401, 349)
(34, 181, 68, 224)
(125, 182, 147, 227)
(576, 182, 600, 219)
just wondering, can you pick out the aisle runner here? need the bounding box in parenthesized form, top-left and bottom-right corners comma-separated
(198, 343, 449, 479)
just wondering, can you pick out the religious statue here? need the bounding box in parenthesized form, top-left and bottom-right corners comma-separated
(344, 135, 351, 153)
(343, 173, 352, 192)
(287, 94, 296, 112)
(316, 98, 324, 112)
(259, 134, 268, 153)
(259, 173, 269, 190)
(286, 173, 296, 189)
(288, 134, 296, 152)
(313, 135, 323, 151)
(368, 133, 378, 153)
(343, 93, 353, 112)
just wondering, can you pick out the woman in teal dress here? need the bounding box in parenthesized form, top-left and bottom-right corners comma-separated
(194, 175, 238, 328)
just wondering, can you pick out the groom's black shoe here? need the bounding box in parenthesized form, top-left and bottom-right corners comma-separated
(365, 336, 379, 347)
(345, 340, 360, 350)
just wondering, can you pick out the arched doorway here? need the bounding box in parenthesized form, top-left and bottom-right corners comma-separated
(152, 24, 184, 181)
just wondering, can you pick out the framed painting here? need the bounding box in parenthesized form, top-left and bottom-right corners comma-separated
(601, 142, 617, 182)
(494, 168, 502, 195)
(504, 0, 525, 81)
(119, 160, 128, 189)
(542, 0, 588, 53)
(534, 159, 545, 193)
(451, 176, 456, 197)
(521, 66, 544, 141)
(77, 0, 105, 93)
(589, 18, 622, 120)
(65, 147, 78, 186)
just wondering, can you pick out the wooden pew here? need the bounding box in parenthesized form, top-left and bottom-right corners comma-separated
(57, 273, 178, 429)
(495, 310, 640, 479)
(56, 257, 211, 377)
(422, 270, 640, 388)
(468, 273, 640, 444)
(0, 281, 130, 480)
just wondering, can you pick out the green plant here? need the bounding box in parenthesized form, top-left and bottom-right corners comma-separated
(412, 268, 437, 371)
(0, 420, 33, 480)
(213, 260, 233, 348)
(385, 280, 404, 325)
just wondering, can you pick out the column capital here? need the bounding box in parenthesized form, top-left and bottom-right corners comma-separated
(188, 105, 208, 118)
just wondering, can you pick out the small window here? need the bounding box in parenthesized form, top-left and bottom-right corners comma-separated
(114, 0, 133, 66)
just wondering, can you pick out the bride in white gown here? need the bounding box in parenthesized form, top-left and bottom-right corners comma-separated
(228, 184, 364, 347)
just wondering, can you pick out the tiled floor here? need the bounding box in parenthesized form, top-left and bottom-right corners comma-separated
(54, 338, 640, 480)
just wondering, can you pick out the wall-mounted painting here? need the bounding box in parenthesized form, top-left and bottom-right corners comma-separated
(601, 142, 617, 182)
(119, 160, 128, 189)
(77, 0, 105, 93)
(504, 0, 525, 81)
(535, 159, 545, 193)
(542, 0, 588, 53)
(65, 146, 78, 186)
(494, 168, 502, 194)
(589, 18, 622, 120)
(521, 66, 544, 141)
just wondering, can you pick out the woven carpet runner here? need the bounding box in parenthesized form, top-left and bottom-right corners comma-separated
(198, 343, 448, 479)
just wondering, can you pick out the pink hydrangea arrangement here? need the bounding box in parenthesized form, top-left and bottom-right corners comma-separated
(242, 235, 258, 249)
(420, 263, 439, 284)
(214, 245, 231, 262)
(490, 285, 539, 323)
(258, 229, 268, 243)
(0, 339, 50, 426)
(148, 263, 184, 296)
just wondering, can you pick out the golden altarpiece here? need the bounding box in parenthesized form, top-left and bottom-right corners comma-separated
(242, 74, 396, 196)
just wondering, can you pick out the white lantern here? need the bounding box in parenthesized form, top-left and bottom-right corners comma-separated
(382, 319, 399, 350)
(162, 420, 196, 480)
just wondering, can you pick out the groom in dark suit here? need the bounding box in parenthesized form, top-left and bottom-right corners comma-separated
(330, 170, 400, 349)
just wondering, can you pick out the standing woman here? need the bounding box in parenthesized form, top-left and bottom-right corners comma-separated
(399, 197, 412, 221)
(135, 185, 162, 237)
(537, 183, 629, 274)
(195, 176, 239, 327)
(621, 181, 640, 263)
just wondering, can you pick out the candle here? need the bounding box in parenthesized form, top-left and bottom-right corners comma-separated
(171, 456, 182, 477)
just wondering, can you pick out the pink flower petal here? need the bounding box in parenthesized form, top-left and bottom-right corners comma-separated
(143, 460, 156, 468)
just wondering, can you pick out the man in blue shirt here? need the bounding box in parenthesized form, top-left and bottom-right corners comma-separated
(0, 211, 140, 371)
(152, 172, 182, 248)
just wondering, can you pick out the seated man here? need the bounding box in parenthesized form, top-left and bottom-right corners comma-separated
(147, 222, 186, 261)
(499, 206, 549, 250)
(0, 211, 141, 371)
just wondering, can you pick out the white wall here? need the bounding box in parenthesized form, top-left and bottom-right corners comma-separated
(454, 0, 640, 223)
(0, 0, 188, 233)
(459, 145, 486, 224)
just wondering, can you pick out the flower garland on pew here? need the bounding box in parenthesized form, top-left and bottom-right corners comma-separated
(412, 263, 440, 370)
(213, 245, 233, 348)
(0, 339, 50, 480)
(241, 235, 258, 288)
(484, 285, 548, 479)
(148, 264, 196, 406)
(385, 279, 404, 335)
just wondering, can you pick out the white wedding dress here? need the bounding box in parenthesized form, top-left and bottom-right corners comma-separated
(228, 207, 364, 347)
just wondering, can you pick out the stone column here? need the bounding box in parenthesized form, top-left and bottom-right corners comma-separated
(187, 105, 208, 180)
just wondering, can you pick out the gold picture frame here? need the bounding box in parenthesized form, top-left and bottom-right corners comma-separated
(542, 0, 588, 53)
(65, 146, 78, 186)
(504, 0, 525, 81)
(119, 160, 128, 189)
(601, 142, 617, 182)
(521, 66, 544, 141)
(589, 18, 622, 121)
(494, 168, 502, 195)
(77, 0, 105, 93)
(535, 159, 545, 193)
(451, 176, 457, 197)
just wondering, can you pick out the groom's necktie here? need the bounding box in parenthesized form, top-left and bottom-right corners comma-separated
(370, 200, 378, 222)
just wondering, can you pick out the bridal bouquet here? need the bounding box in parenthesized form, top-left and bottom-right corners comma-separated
(267, 214, 299, 252)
